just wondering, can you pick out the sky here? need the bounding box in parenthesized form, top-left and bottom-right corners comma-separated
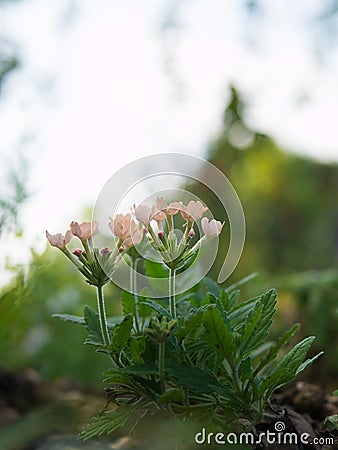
(1, 0, 338, 281)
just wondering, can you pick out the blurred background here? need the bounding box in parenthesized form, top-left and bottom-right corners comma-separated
(0, 0, 338, 447)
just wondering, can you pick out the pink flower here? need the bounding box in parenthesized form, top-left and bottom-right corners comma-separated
(166, 201, 184, 216)
(201, 217, 223, 238)
(151, 197, 167, 222)
(46, 229, 73, 249)
(109, 213, 143, 247)
(70, 220, 99, 240)
(181, 200, 208, 222)
(134, 204, 152, 225)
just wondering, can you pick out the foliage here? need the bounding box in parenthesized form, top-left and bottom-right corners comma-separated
(53, 273, 321, 441)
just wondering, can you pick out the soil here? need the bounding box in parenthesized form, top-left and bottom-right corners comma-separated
(0, 367, 337, 449)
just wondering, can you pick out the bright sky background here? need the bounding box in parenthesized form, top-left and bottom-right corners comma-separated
(1, 0, 338, 281)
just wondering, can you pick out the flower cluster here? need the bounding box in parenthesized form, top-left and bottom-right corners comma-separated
(46, 198, 223, 283)
(133, 197, 223, 270)
(46, 220, 115, 287)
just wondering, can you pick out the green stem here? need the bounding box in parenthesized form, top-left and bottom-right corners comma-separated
(169, 267, 176, 318)
(130, 257, 141, 333)
(96, 284, 110, 348)
(159, 341, 166, 393)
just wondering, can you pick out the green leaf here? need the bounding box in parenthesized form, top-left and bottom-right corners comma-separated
(241, 289, 277, 355)
(102, 369, 130, 384)
(203, 307, 234, 358)
(238, 357, 252, 382)
(145, 260, 168, 278)
(254, 324, 300, 374)
(129, 336, 146, 363)
(52, 313, 85, 325)
(111, 315, 133, 355)
(261, 336, 318, 398)
(158, 388, 183, 404)
(333, 390, 338, 396)
(165, 362, 234, 401)
(123, 364, 158, 376)
(325, 414, 338, 431)
(121, 291, 135, 315)
(295, 351, 324, 376)
(84, 305, 104, 347)
(140, 299, 172, 319)
(79, 407, 133, 440)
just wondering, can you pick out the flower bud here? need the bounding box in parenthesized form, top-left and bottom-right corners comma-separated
(118, 245, 125, 253)
(73, 248, 83, 257)
(158, 230, 165, 238)
(188, 228, 195, 238)
(100, 247, 111, 256)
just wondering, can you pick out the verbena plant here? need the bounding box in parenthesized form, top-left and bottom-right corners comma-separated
(46, 198, 322, 441)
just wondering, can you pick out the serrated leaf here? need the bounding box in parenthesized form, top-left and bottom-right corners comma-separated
(228, 295, 260, 322)
(52, 313, 85, 325)
(203, 307, 234, 358)
(121, 291, 135, 315)
(165, 362, 234, 400)
(84, 305, 104, 347)
(175, 312, 204, 339)
(241, 289, 277, 356)
(140, 299, 172, 319)
(111, 315, 133, 355)
(79, 407, 133, 440)
(129, 336, 146, 363)
(261, 336, 318, 400)
(238, 357, 252, 382)
(254, 324, 300, 374)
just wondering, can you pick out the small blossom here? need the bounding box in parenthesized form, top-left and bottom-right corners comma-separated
(201, 217, 223, 238)
(46, 230, 72, 249)
(151, 197, 167, 222)
(70, 220, 99, 240)
(181, 200, 208, 222)
(109, 213, 143, 247)
(166, 201, 184, 216)
(133, 204, 152, 225)
(124, 228, 143, 247)
(73, 248, 84, 257)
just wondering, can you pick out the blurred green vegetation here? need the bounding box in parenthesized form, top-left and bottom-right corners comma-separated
(0, 248, 121, 387)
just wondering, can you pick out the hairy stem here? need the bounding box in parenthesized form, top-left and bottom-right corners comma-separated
(130, 257, 141, 333)
(96, 284, 110, 347)
(169, 267, 176, 318)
